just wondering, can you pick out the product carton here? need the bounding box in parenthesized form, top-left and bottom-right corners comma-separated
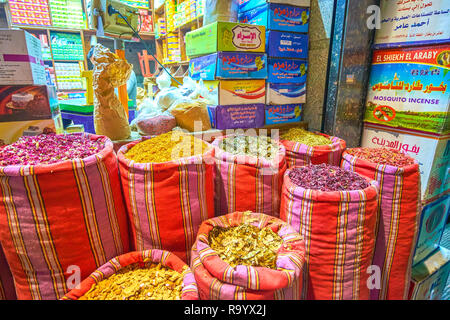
(203, 80, 266, 106)
(189, 52, 268, 80)
(185, 22, 266, 58)
(266, 82, 306, 105)
(239, 0, 311, 12)
(361, 123, 450, 203)
(208, 104, 265, 130)
(409, 247, 450, 300)
(265, 104, 302, 125)
(0, 29, 46, 85)
(238, 3, 309, 33)
(268, 58, 307, 83)
(413, 195, 450, 266)
(266, 30, 308, 59)
(365, 45, 450, 135)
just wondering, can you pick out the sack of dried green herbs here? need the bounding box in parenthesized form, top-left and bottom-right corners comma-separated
(212, 135, 287, 218)
(341, 148, 421, 301)
(280, 128, 346, 168)
(280, 164, 379, 300)
(190, 211, 306, 300)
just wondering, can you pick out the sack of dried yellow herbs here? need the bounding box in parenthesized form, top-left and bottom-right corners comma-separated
(280, 127, 346, 168)
(62, 249, 199, 300)
(191, 211, 305, 300)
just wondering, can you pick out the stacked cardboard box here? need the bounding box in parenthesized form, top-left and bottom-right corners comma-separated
(0, 29, 63, 144)
(238, 0, 310, 126)
(186, 21, 267, 130)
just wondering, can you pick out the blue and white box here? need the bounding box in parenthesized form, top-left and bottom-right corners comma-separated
(266, 82, 306, 105)
(265, 104, 302, 125)
(266, 31, 308, 59)
(239, 0, 311, 13)
(268, 58, 307, 83)
(238, 3, 309, 33)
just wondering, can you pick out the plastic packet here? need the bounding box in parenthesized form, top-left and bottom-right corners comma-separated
(133, 100, 176, 136)
(169, 97, 211, 132)
(204, 0, 239, 25)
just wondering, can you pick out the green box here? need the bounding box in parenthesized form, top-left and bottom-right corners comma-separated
(186, 22, 265, 57)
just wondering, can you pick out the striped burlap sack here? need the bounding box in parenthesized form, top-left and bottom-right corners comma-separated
(0, 244, 16, 300)
(0, 133, 130, 300)
(191, 211, 306, 300)
(280, 169, 379, 300)
(342, 150, 421, 300)
(281, 133, 346, 168)
(117, 138, 215, 263)
(63, 249, 199, 300)
(212, 135, 287, 217)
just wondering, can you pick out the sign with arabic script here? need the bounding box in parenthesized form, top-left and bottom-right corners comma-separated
(374, 0, 450, 48)
(364, 45, 450, 135)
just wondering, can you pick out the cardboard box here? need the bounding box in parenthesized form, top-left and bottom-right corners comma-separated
(365, 45, 450, 135)
(265, 104, 302, 125)
(208, 104, 265, 130)
(203, 80, 266, 106)
(409, 247, 450, 300)
(186, 22, 266, 58)
(413, 195, 450, 266)
(239, 3, 309, 33)
(361, 123, 450, 203)
(0, 29, 46, 85)
(0, 117, 63, 145)
(266, 30, 308, 59)
(239, 0, 311, 12)
(266, 82, 306, 105)
(268, 58, 307, 83)
(189, 52, 268, 81)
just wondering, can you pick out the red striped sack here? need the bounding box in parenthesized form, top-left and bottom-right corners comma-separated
(341, 150, 421, 300)
(280, 169, 379, 300)
(0, 244, 16, 300)
(62, 249, 199, 300)
(212, 135, 287, 217)
(117, 139, 215, 263)
(0, 133, 130, 300)
(191, 211, 306, 300)
(281, 134, 346, 168)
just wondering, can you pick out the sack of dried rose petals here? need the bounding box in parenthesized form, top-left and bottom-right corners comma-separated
(341, 148, 421, 300)
(0, 244, 16, 300)
(280, 128, 346, 168)
(280, 164, 379, 300)
(0, 133, 130, 300)
(191, 211, 306, 300)
(62, 249, 199, 300)
(212, 135, 287, 217)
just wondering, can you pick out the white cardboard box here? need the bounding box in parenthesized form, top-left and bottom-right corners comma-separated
(0, 29, 46, 85)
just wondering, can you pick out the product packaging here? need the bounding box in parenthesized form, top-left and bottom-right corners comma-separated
(208, 104, 265, 129)
(238, 0, 311, 13)
(266, 31, 308, 59)
(204, 79, 266, 105)
(266, 82, 306, 105)
(264, 104, 302, 125)
(268, 58, 307, 83)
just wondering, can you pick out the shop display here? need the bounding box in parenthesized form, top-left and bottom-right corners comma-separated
(117, 134, 215, 263)
(266, 31, 308, 59)
(280, 168, 379, 300)
(0, 133, 130, 300)
(208, 103, 265, 130)
(9, 0, 51, 27)
(0, 29, 46, 85)
(280, 128, 345, 168)
(50, 32, 85, 61)
(238, 0, 311, 13)
(0, 245, 16, 300)
(212, 134, 286, 217)
(185, 22, 266, 58)
(342, 148, 421, 300)
(239, 3, 309, 33)
(265, 104, 302, 125)
(48, 0, 86, 29)
(91, 44, 132, 141)
(54, 62, 84, 90)
(191, 211, 305, 300)
(63, 249, 199, 300)
(267, 58, 307, 83)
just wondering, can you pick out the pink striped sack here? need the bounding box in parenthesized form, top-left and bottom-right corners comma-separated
(281, 133, 346, 168)
(63, 249, 199, 300)
(191, 211, 306, 300)
(341, 150, 421, 300)
(280, 169, 379, 300)
(212, 135, 287, 217)
(0, 133, 130, 300)
(0, 244, 16, 300)
(117, 139, 215, 263)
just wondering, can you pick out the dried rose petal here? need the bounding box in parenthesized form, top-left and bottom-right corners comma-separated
(0, 134, 105, 166)
(346, 147, 415, 167)
(289, 164, 370, 191)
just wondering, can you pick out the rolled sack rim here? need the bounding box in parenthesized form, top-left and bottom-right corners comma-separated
(283, 167, 380, 203)
(212, 134, 287, 169)
(342, 148, 420, 175)
(281, 133, 347, 151)
(0, 133, 114, 177)
(117, 135, 216, 171)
